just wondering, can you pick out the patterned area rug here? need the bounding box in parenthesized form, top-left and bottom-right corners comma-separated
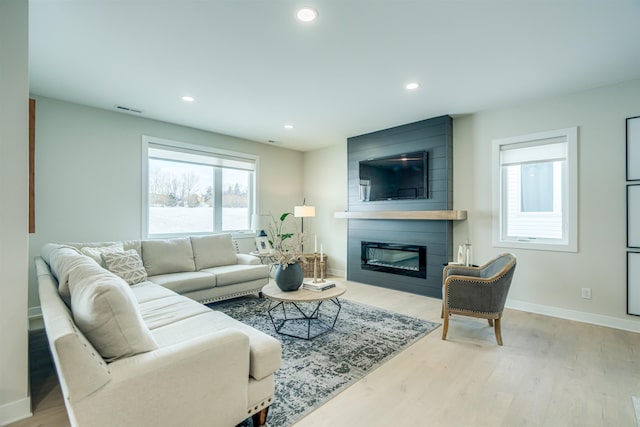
(209, 297, 439, 427)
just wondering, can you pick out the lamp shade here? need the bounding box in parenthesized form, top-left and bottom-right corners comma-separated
(251, 214, 270, 232)
(294, 205, 316, 218)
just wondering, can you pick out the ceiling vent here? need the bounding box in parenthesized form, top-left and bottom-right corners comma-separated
(114, 105, 143, 114)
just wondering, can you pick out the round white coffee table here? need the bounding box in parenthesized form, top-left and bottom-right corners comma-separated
(261, 282, 346, 340)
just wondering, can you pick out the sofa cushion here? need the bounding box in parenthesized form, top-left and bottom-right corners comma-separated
(44, 245, 87, 305)
(138, 295, 212, 330)
(80, 243, 124, 266)
(68, 260, 158, 361)
(102, 249, 148, 285)
(142, 238, 196, 276)
(67, 240, 141, 254)
(201, 264, 269, 287)
(147, 271, 216, 294)
(130, 281, 177, 304)
(190, 234, 237, 270)
(150, 310, 281, 381)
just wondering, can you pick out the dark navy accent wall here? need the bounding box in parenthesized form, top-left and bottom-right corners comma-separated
(347, 115, 453, 298)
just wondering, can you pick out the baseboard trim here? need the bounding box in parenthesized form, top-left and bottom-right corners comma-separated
(0, 396, 32, 425)
(507, 299, 640, 333)
(327, 268, 345, 278)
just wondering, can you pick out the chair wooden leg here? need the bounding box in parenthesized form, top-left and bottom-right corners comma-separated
(441, 307, 449, 340)
(440, 302, 444, 319)
(488, 319, 494, 327)
(494, 318, 503, 346)
(252, 407, 269, 426)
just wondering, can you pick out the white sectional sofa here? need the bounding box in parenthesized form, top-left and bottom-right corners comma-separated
(36, 234, 280, 427)
(51, 233, 270, 304)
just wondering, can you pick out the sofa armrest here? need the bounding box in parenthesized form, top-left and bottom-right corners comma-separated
(71, 328, 251, 427)
(237, 253, 261, 265)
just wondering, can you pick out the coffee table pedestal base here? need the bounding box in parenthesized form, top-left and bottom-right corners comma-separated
(267, 298, 342, 340)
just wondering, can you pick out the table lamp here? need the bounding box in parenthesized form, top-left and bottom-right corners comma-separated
(251, 214, 270, 237)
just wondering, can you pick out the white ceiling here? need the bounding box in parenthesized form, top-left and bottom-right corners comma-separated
(29, 0, 640, 152)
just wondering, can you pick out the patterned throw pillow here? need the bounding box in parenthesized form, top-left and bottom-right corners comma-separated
(101, 249, 148, 285)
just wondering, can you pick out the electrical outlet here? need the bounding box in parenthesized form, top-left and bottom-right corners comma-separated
(581, 288, 592, 299)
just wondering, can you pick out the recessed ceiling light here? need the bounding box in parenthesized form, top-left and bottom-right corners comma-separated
(297, 7, 318, 22)
(181, 96, 195, 102)
(405, 82, 420, 90)
(284, 124, 294, 129)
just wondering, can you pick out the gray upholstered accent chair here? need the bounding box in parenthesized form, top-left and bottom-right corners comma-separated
(441, 253, 516, 345)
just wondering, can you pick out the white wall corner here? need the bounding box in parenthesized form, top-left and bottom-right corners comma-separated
(0, 397, 32, 426)
(327, 268, 346, 278)
(507, 298, 640, 333)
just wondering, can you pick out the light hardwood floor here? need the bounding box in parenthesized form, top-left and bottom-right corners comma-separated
(11, 279, 640, 427)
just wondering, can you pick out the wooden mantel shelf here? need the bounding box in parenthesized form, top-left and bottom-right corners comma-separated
(334, 210, 467, 221)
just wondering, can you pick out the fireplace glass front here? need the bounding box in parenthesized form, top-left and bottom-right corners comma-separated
(361, 241, 427, 279)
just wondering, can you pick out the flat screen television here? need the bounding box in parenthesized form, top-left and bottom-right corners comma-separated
(358, 150, 427, 201)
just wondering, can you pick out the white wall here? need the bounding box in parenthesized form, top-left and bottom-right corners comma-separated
(28, 96, 304, 308)
(308, 79, 640, 331)
(0, 0, 31, 423)
(303, 144, 348, 276)
(453, 79, 640, 330)
(27, 72, 640, 333)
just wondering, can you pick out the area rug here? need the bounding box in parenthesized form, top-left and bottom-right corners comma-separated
(209, 297, 439, 427)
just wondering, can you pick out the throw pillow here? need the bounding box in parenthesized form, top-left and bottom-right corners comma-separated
(141, 237, 196, 276)
(47, 246, 96, 306)
(190, 234, 237, 270)
(101, 249, 148, 285)
(81, 243, 124, 266)
(68, 261, 158, 361)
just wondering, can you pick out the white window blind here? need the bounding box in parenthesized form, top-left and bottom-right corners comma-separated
(143, 137, 257, 238)
(492, 127, 578, 252)
(500, 140, 567, 165)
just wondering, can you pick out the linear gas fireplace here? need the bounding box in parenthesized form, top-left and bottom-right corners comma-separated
(347, 115, 454, 298)
(361, 241, 427, 279)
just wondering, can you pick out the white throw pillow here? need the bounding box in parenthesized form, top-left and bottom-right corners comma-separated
(45, 245, 86, 305)
(68, 260, 157, 361)
(81, 243, 124, 266)
(190, 234, 237, 270)
(141, 238, 196, 276)
(102, 249, 148, 285)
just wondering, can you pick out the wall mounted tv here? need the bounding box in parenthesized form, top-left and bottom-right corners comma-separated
(359, 150, 428, 201)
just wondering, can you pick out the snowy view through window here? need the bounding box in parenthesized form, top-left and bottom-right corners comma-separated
(148, 158, 251, 235)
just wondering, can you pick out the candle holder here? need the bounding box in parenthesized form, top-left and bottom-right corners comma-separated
(319, 259, 326, 283)
(312, 252, 320, 283)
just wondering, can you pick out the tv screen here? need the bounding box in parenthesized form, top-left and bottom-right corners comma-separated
(359, 151, 427, 201)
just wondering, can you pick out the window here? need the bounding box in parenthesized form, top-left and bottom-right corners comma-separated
(492, 127, 578, 252)
(143, 136, 257, 238)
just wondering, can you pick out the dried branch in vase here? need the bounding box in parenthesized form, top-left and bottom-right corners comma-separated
(268, 212, 307, 268)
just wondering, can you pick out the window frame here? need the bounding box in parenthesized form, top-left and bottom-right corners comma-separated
(492, 127, 578, 252)
(141, 136, 259, 239)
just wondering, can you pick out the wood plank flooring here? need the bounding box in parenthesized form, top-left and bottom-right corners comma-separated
(10, 279, 640, 427)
